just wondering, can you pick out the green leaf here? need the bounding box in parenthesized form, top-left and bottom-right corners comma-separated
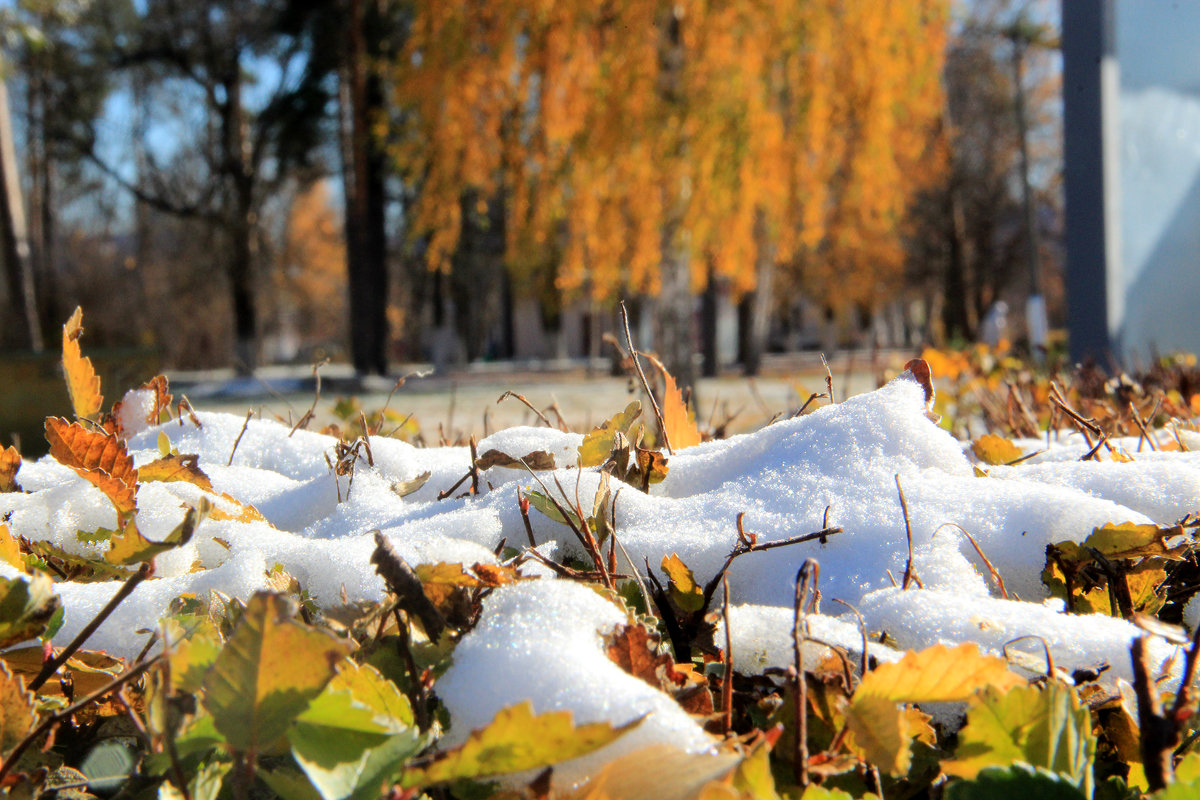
(191, 759, 232, 800)
(401, 700, 640, 787)
(578, 401, 641, 467)
(78, 740, 137, 794)
(0, 573, 61, 649)
(799, 786, 867, 800)
(661, 553, 705, 613)
(525, 489, 580, 528)
(843, 693, 912, 776)
(105, 498, 209, 566)
(260, 767, 324, 800)
(201, 592, 351, 753)
(165, 617, 222, 694)
(943, 683, 1094, 794)
(730, 740, 781, 800)
(944, 765, 1087, 800)
(291, 723, 424, 800)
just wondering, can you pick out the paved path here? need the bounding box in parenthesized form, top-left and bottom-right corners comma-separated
(173, 351, 907, 440)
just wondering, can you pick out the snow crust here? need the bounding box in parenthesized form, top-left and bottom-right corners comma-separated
(5, 371, 1199, 772)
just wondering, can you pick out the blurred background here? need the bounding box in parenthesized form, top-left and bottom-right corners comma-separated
(0, 0, 1069, 388)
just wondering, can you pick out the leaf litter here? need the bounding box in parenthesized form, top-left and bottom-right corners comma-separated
(6, 312, 1200, 795)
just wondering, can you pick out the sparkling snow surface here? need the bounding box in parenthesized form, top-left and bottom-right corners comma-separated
(4, 372, 1198, 770)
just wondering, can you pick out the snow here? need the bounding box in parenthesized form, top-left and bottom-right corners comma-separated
(5, 369, 1199, 782)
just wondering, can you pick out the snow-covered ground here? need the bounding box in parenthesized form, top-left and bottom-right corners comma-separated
(4, 368, 1198, 781)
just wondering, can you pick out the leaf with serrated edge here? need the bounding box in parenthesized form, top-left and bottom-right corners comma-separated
(661, 553, 704, 613)
(45, 417, 137, 518)
(62, 306, 103, 420)
(201, 592, 350, 752)
(138, 454, 214, 492)
(645, 354, 701, 449)
(971, 435, 1025, 466)
(207, 491, 269, 524)
(853, 643, 1023, 704)
(0, 446, 20, 492)
(401, 701, 640, 787)
(1085, 522, 1188, 560)
(843, 693, 912, 775)
(562, 744, 738, 800)
(0, 574, 60, 650)
(579, 401, 642, 467)
(0, 661, 36, 754)
(943, 683, 1095, 793)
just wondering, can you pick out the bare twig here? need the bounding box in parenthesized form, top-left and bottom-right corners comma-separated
(289, 358, 329, 436)
(1133, 636, 1178, 791)
(497, 391, 554, 428)
(373, 370, 432, 435)
(793, 559, 820, 787)
(1003, 635, 1056, 680)
(821, 354, 835, 404)
(895, 475, 915, 590)
(933, 523, 1009, 599)
(227, 409, 254, 466)
(721, 575, 733, 736)
(517, 487, 537, 548)
(832, 598, 869, 678)
(31, 562, 155, 691)
(620, 301, 672, 455)
(791, 392, 826, 419)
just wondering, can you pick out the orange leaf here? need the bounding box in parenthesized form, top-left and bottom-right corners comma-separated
(44, 417, 137, 518)
(606, 623, 682, 688)
(0, 447, 20, 493)
(207, 492, 269, 524)
(645, 354, 701, 450)
(61, 307, 103, 420)
(137, 454, 214, 492)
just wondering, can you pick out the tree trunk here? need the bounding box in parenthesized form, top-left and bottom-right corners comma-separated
(701, 261, 718, 377)
(739, 211, 775, 376)
(0, 80, 40, 352)
(342, 0, 389, 375)
(223, 73, 258, 374)
(942, 181, 970, 343)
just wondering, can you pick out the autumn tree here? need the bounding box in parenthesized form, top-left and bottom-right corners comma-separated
(390, 0, 947, 383)
(272, 180, 348, 354)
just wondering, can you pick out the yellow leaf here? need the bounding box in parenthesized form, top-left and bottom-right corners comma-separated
(207, 491, 269, 524)
(61, 306, 103, 420)
(645, 354, 701, 450)
(1085, 522, 1188, 560)
(563, 744, 739, 800)
(844, 693, 912, 775)
(402, 701, 640, 787)
(0, 446, 20, 492)
(579, 401, 642, 467)
(0, 525, 24, 573)
(854, 643, 1023, 704)
(44, 417, 137, 519)
(0, 661, 37, 754)
(105, 500, 208, 566)
(971, 435, 1025, 466)
(137, 454, 215, 492)
(661, 553, 705, 613)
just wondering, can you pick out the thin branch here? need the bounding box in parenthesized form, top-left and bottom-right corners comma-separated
(895, 475, 915, 590)
(30, 562, 155, 692)
(497, 391, 554, 428)
(793, 559, 820, 787)
(227, 409, 253, 466)
(721, 574, 733, 736)
(620, 301, 672, 455)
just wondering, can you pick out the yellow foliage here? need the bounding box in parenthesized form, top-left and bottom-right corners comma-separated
(389, 0, 948, 314)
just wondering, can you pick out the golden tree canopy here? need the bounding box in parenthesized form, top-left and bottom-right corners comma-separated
(391, 0, 947, 312)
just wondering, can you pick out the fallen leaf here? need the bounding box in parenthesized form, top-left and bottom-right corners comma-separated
(475, 449, 557, 471)
(0, 447, 20, 493)
(44, 417, 137, 518)
(645, 354, 702, 450)
(971, 435, 1025, 466)
(137, 454, 214, 492)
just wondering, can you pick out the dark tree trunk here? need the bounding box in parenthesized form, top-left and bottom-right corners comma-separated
(343, 0, 389, 375)
(223, 73, 258, 374)
(701, 261, 718, 378)
(942, 181, 970, 343)
(0, 80, 40, 352)
(739, 211, 775, 376)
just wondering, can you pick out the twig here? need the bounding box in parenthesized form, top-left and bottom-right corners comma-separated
(517, 487, 537, 547)
(620, 301, 673, 455)
(0, 656, 162, 784)
(933, 523, 1009, 599)
(289, 358, 329, 436)
(227, 409, 254, 466)
(832, 598, 869, 678)
(1133, 636, 1177, 791)
(469, 436, 480, 495)
(373, 370, 432, 435)
(821, 354, 835, 404)
(497, 391, 554, 428)
(791, 393, 826, 419)
(721, 575, 733, 736)
(30, 562, 155, 692)
(1129, 401, 1157, 452)
(700, 514, 842, 609)
(793, 559, 820, 787)
(895, 475, 915, 590)
(1003, 635, 1056, 680)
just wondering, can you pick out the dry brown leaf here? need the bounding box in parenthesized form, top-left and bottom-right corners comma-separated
(606, 624, 682, 688)
(61, 306, 103, 420)
(902, 358, 936, 407)
(44, 417, 137, 518)
(138, 454, 215, 492)
(207, 492, 269, 524)
(0, 446, 20, 493)
(645, 354, 702, 450)
(475, 449, 556, 471)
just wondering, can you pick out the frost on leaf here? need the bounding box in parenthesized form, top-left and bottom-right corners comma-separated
(62, 306, 104, 420)
(45, 417, 138, 519)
